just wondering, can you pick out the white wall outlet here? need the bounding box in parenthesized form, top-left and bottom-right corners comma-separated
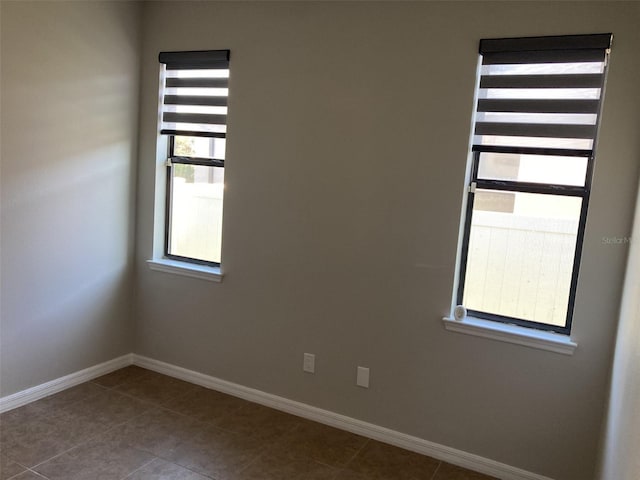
(303, 353, 315, 373)
(356, 366, 370, 388)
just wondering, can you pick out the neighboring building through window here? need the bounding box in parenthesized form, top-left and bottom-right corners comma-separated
(158, 50, 230, 266)
(457, 34, 612, 334)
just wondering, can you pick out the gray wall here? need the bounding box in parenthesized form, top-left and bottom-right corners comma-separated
(135, 3, 640, 480)
(598, 179, 640, 479)
(0, 1, 141, 394)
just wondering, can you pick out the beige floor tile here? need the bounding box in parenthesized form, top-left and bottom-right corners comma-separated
(231, 451, 339, 480)
(0, 406, 103, 468)
(113, 371, 200, 406)
(0, 454, 26, 480)
(33, 433, 154, 480)
(126, 458, 212, 480)
(216, 402, 301, 442)
(433, 463, 497, 480)
(92, 366, 149, 389)
(345, 440, 439, 480)
(271, 420, 368, 468)
(1, 417, 65, 468)
(107, 407, 203, 458)
(62, 389, 151, 427)
(0, 407, 34, 431)
(164, 386, 250, 425)
(163, 423, 265, 480)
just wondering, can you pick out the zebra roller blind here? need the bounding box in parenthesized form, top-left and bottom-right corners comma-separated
(159, 50, 230, 138)
(474, 33, 612, 156)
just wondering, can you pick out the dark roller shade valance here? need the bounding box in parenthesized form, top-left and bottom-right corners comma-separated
(159, 50, 230, 138)
(473, 33, 612, 156)
(159, 50, 230, 70)
(479, 33, 612, 54)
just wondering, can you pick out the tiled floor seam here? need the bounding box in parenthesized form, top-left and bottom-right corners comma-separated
(145, 454, 220, 480)
(214, 449, 259, 480)
(3, 459, 30, 476)
(7, 467, 50, 479)
(27, 436, 97, 472)
(227, 417, 301, 477)
(118, 456, 160, 480)
(340, 437, 371, 469)
(430, 460, 443, 480)
(26, 405, 156, 473)
(27, 468, 49, 479)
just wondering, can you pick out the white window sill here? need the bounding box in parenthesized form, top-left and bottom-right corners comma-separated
(442, 316, 577, 355)
(147, 259, 223, 283)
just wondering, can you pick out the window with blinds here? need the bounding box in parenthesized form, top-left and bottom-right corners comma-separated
(158, 50, 230, 267)
(457, 34, 612, 334)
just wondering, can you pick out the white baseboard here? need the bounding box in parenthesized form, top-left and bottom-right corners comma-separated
(0, 354, 133, 413)
(132, 354, 553, 480)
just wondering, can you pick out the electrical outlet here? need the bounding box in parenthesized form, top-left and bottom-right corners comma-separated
(357, 366, 370, 388)
(303, 353, 315, 373)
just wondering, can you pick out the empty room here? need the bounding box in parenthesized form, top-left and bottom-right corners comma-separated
(1, 1, 639, 480)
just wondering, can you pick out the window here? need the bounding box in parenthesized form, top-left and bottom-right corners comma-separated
(158, 50, 230, 267)
(456, 34, 612, 335)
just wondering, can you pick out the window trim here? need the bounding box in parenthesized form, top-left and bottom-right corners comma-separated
(148, 258, 222, 282)
(441, 315, 578, 355)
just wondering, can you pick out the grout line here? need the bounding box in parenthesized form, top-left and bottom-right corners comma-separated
(89, 365, 151, 391)
(12, 467, 50, 479)
(430, 460, 443, 480)
(343, 437, 371, 469)
(225, 451, 262, 478)
(103, 370, 198, 410)
(28, 468, 50, 479)
(172, 463, 217, 479)
(28, 404, 157, 471)
(311, 435, 371, 478)
(29, 440, 96, 471)
(119, 456, 158, 480)
(216, 410, 303, 477)
(147, 453, 217, 479)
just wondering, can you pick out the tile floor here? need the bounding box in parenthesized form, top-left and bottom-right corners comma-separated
(0, 366, 496, 480)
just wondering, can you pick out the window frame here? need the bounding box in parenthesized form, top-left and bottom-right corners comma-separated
(457, 149, 594, 335)
(164, 136, 225, 268)
(455, 34, 611, 335)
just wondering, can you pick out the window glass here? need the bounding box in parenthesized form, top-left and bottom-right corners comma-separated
(463, 190, 582, 326)
(480, 62, 604, 76)
(168, 165, 224, 264)
(477, 152, 588, 186)
(173, 136, 226, 159)
(473, 135, 593, 150)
